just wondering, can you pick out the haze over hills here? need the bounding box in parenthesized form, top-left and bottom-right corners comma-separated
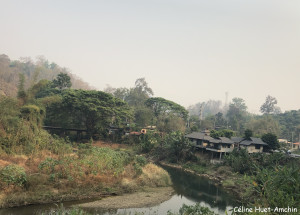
(0, 54, 93, 97)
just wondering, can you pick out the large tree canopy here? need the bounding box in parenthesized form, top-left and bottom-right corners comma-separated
(260, 95, 280, 115)
(52, 72, 72, 90)
(246, 115, 280, 137)
(226, 97, 248, 132)
(145, 97, 188, 120)
(262, 133, 280, 150)
(45, 89, 132, 136)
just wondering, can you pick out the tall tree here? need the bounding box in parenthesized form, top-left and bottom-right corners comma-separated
(126, 78, 153, 107)
(246, 115, 280, 136)
(52, 72, 72, 90)
(215, 112, 227, 129)
(226, 97, 247, 132)
(260, 95, 279, 115)
(187, 100, 223, 119)
(17, 73, 27, 103)
(244, 129, 253, 140)
(145, 97, 188, 132)
(134, 78, 153, 97)
(104, 78, 154, 129)
(275, 110, 300, 141)
(145, 97, 188, 120)
(261, 133, 279, 150)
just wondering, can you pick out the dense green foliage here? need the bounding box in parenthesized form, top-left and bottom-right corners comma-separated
(105, 78, 188, 133)
(145, 97, 188, 120)
(275, 109, 300, 141)
(224, 149, 254, 174)
(261, 133, 279, 150)
(210, 129, 234, 139)
(0, 95, 68, 154)
(254, 164, 300, 208)
(44, 89, 132, 137)
(226, 98, 247, 132)
(52, 72, 72, 90)
(167, 203, 218, 215)
(144, 97, 188, 132)
(246, 115, 281, 137)
(0, 164, 27, 187)
(224, 150, 300, 208)
(244, 129, 253, 140)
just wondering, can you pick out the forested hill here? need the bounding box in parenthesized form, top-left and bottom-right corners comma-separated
(0, 54, 93, 97)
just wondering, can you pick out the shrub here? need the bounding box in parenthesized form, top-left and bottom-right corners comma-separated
(0, 164, 27, 187)
(139, 133, 158, 153)
(224, 148, 255, 174)
(167, 203, 217, 215)
(222, 179, 235, 188)
(253, 164, 300, 208)
(82, 147, 132, 176)
(133, 155, 148, 176)
(162, 131, 193, 163)
(135, 155, 147, 167)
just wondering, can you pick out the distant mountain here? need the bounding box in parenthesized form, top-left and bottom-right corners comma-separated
(0, 54, 93, 97)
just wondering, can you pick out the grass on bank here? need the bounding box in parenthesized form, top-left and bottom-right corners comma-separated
(0, 140, 171, 208)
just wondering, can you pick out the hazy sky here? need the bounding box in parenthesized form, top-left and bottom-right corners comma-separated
(0, 0, 299, 113)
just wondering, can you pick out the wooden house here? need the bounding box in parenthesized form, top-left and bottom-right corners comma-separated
(206, 137, 235, 153)
(292, 142, 300, 150)
(231, 137, 268, 153)
(185, 132, 235, 159)
(185, 131, 213, 149)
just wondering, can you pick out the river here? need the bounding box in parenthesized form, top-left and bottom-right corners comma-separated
(0, 165, 237, 215)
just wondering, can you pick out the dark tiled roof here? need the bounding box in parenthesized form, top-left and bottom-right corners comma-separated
(185, 132, 214, 141)
(251, 137, 267, 145)
(231, 137, 243, 143)
(219, 137, 234, 144)
(204, 135, 214, 141)
(239, 137, 268, 146)
(239, 140, 253, 146)
(185, 132, 234, 144)
(210, 139, 221, 143)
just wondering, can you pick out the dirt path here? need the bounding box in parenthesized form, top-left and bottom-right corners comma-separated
(78, 187, 174, 209)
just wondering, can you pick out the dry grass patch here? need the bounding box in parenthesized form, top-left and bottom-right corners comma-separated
(0, 154, 27, 166)
(138, 163, 172, 187)
(121, 178, 138, 192)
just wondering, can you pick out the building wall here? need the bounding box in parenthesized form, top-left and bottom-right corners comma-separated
(292, 144, 300, 150)
(220, 144, 234, 152)
(278, 139, 288, 144)
(241, 145, 263, 153)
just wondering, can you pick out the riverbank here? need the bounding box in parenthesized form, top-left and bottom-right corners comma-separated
(78, 187, 174, 209)
(158, 161, 250, 202)
(0, 146, 172, 209)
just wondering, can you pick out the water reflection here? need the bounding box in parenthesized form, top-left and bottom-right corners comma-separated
(164, 166, 236, 211)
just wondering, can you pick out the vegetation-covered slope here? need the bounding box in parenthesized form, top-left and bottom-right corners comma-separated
(0, 54, 92, 97)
